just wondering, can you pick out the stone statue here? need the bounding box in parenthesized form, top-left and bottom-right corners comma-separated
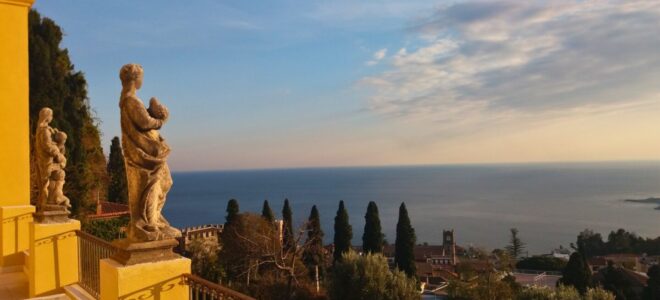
(48, 131, 71, 208)
(34, 107, 70, 222)
(119, 63, 180, 243)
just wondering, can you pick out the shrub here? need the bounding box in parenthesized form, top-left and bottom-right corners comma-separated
(328, 251, 418, 300)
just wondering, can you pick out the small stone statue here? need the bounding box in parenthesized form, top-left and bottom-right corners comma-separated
(48, 131, 71, 208)
(34, 107, 70, 222)
(118, 63, 180, 243)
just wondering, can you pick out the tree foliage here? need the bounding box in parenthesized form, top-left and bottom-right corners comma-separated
(29, 9, 108, 215)
(219, 213, 314, 300)
(574, 228, 660, 257)
(303, 205, 326, 280)
(225, 199, 239, 225)
(506, 228, 526, 260)
(644, 265, 660, 300)
(261, 199, 275, 223)
(560, 252, 592, 294)
(599, 262, 639, 300)
(188, 239, 223, 283)
(362, 201, 384, 254)
(81, 216, 128, 241)
(516, 256, 568, 272)
(328, 251, 418, 300)
(107, 136, 128, 204)
(395, 202, 417, 278)
(282, 198, 294, 251)
(333, 200, 352, 263)
(447, 270, 517, 300)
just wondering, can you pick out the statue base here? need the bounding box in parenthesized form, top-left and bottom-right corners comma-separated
(100, 256, 191, 300)
(34, 205, 70, 224)
(111, 239, 180, 266)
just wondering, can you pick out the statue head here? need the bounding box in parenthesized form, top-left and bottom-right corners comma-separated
(38, 107, 53, 126)
(120, 63, 144, 90)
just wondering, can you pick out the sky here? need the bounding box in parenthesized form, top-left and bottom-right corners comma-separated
(33, 0, 660, 172)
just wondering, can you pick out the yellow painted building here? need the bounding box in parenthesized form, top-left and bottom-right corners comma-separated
(0, 0, 36, 269)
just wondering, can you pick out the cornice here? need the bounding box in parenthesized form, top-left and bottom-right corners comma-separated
(0, 0, 35, 8)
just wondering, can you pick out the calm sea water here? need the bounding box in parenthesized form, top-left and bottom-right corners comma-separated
(163, 162, 660, 254)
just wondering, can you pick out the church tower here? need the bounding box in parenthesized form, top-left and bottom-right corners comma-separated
(442, 229, 456, 265)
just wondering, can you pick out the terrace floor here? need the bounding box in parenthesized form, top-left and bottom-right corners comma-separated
(0, 269, 28, 300)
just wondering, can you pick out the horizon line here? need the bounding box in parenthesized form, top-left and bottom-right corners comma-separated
(171, 159, 660, 174)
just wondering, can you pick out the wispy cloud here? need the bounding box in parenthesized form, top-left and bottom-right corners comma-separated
(361, 1, 660, 128)
(366, 48, 388, 66)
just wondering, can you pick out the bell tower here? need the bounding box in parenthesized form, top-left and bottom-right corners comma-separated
(442, 229, 456, 265)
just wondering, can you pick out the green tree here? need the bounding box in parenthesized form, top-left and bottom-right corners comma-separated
(560, 252, 592, 294)
(586, 287, 616, 300)
(328, 251, 418, 300)
(261, 199, 275, 223)
(362, 201, 384, 254)
(506, 228, 526, 260)
(333, 200, 352, 263)
(29, 9, 109, 215)
(644, 265, 660, 300)
(282, 198, 294, 251)
(395, 202, 417, 278)
(225, 199, 239, 225)
(81, 216, 129, 241)
(575, 229, 606, 258)
(107, 137, 128, 204)
(601, 262, 638, 300)
(516, 256, 567, 272)
(302, 205, 325, 280)
(448, 269, 516, 300)
(188, 239, 223, 283)
(219, 213, 311, 300)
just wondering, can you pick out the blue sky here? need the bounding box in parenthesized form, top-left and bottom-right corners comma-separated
(33, 1, 660, 171)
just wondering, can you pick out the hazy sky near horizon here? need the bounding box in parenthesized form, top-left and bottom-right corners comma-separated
(34, 1, 660, 171)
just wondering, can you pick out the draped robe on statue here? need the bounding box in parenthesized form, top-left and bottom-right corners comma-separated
(120, 94, 179, 242)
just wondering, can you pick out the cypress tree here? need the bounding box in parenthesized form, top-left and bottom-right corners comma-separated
(29, 9, 109, 215)
(303, 205, 325, 279)
(560, 252, 592, 294)
(261, 199, 275, 223)
(506, 228, 526, 260)
(107, 137, 128, 204)
(333, 200, 352, 263)
(395, 202, 417, 278)
(362, 201, 384, 254)
(282, 198, 294, 251)
(225, 199, 239, 225)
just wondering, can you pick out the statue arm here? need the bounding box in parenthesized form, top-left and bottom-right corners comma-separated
(126, 97, 164, 131)
(39, 129, 61, 157)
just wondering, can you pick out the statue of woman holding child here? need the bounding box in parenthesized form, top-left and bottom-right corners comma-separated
(119, 63, 180, 242)
(34, 107, 71, 222)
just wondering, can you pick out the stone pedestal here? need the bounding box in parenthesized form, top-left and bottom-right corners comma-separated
(0, 205, 34, 269)
(28, 219, 80, 297)
(33, 205, 70, 224)
(111, 238, 180, 265)
(100, 257, 191, 300)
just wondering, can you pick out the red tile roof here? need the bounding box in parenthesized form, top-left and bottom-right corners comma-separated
(88, 201, 129, 220)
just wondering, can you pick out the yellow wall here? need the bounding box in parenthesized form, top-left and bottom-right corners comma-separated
(0, 0, 34, 206)
(100, 257, 191, 300)
(0, 0, 36, 270)
(29, 220, 80, 297)
(0, 205, 34, 267)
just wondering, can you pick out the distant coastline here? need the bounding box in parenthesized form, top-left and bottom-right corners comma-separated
(624, 197, 660, 210)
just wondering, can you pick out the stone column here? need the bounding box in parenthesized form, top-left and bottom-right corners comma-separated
(0, 0, 36, 270)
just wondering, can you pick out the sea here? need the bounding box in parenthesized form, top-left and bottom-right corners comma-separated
(162, 161, 660, 254)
